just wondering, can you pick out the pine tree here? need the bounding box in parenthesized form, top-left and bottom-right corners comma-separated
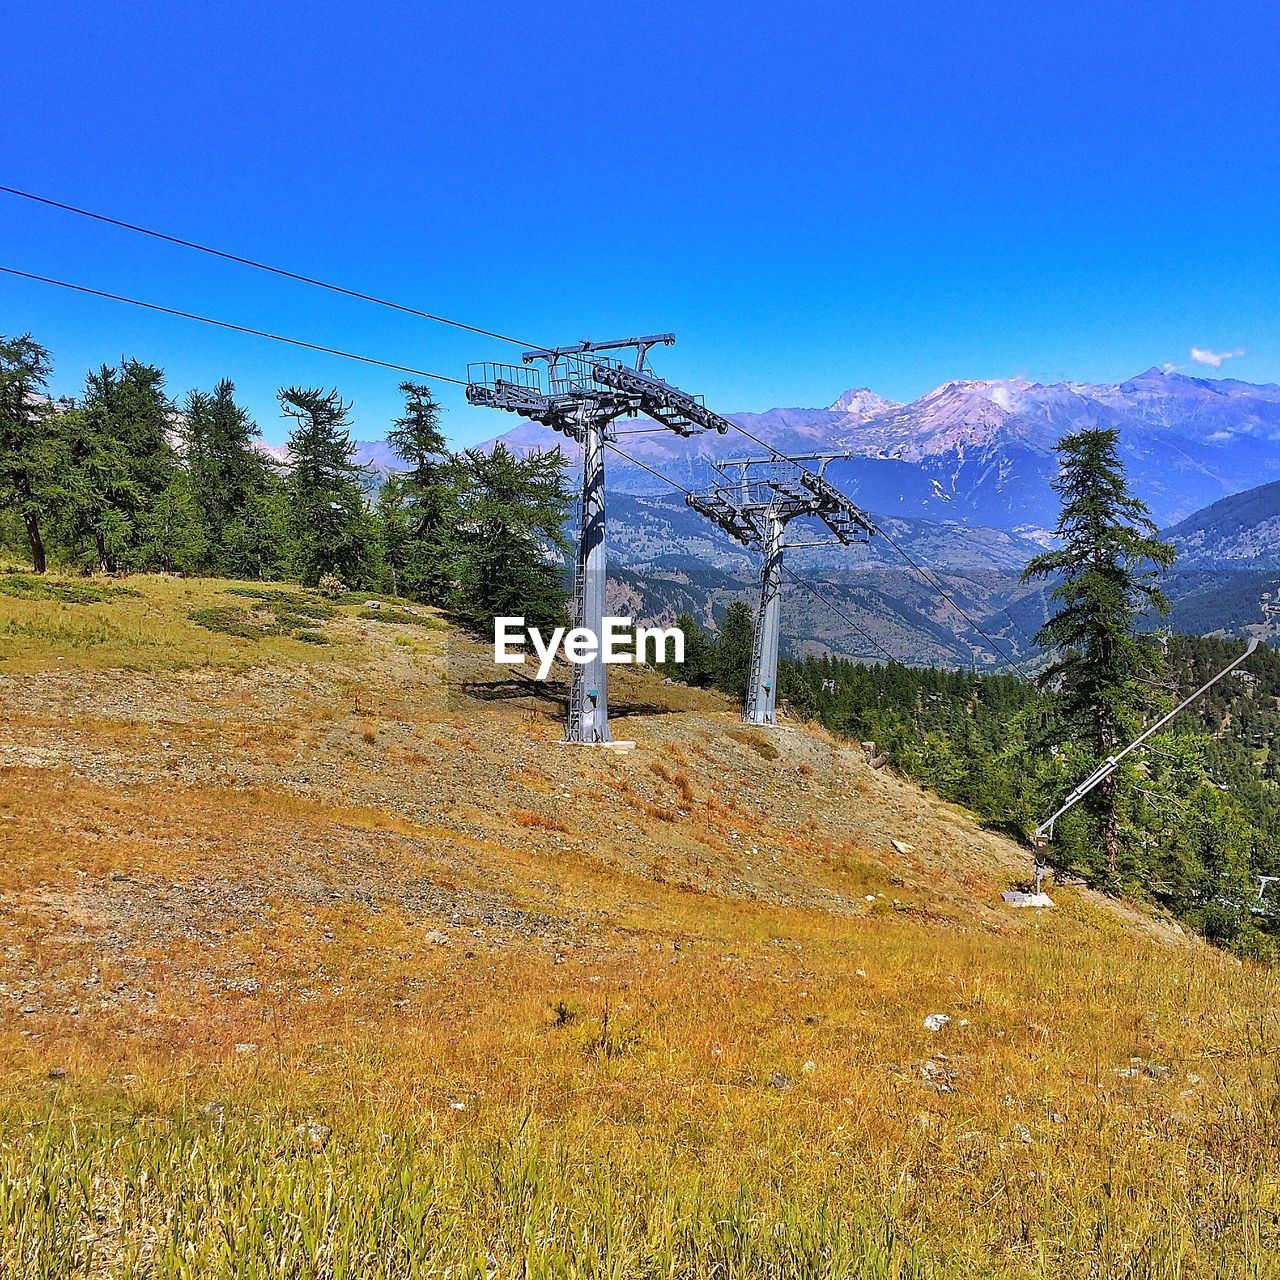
(445, 444, 571, 631)
(1022, 428, 1175, 879)
(0, 335, 60, 572)
(382, 381, 452, 602)
(280, 387, 370, 587)
(660, 611, 716, 686)
(714, 600, 756, 701)
(60, 361, 176, 573)
(182, 380, 282, 578)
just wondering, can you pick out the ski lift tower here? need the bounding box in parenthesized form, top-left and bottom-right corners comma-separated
(687, 455, 878, 726)
(467, 335, 731, 744)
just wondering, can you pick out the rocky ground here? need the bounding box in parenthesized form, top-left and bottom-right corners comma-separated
(0, 584, 1188, 1045)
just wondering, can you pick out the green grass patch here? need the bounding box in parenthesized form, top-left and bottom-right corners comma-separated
(358, 607, 425, 626)
(223, 586, 333, 619)
(0, 575, 140, 605)
(190, 590, 336, 644)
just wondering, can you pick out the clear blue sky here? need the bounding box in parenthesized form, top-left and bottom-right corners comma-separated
(2, 0, 1277, 448)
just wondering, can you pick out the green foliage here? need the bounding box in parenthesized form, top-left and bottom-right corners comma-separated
(782, 634, 1280, 957)
(189, 589, 335, 642)
(1023, 428, 1176, 876)
(444, 443, 572, 633)
(357, 607, 423, 625)
(54, 360, 178, 573)
(0, 334, 61, 573)
(181, 380, 284, 579)
(0, 575, 139, 604)
(222, 587, 332, 619)
(713, 601, 755, 699)
(0, 337, 576, 621)
(280, 387, 375, 588)
(656, 611, 717, 686)
(381, 382, 453, 603)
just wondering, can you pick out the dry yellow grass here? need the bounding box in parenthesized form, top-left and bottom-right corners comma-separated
(2, 574, 1279, 1276)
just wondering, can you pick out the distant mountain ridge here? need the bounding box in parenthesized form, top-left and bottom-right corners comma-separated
(483, 366, 1280, 532)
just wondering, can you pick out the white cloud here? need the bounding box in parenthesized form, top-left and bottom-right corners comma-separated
(1162, 362, 1179, 373)
(1190, 346, 1245, 369)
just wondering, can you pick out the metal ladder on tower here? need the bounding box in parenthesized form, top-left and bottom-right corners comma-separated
(566, 547, 587, 741)
(744, 595, 768, 721)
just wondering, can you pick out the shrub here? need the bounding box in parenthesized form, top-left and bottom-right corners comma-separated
(0, 576, 139, 604)
(511, 809, 570, 833)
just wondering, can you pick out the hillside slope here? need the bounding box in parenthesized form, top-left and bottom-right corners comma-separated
(1165, 477, 1280, 567)
(1, 576, 1277, 1278)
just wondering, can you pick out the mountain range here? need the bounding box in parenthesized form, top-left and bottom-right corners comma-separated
(487, 366, 1280, 533)
(298, 367, 1280, 667)
(1165, 479, 1280, 568)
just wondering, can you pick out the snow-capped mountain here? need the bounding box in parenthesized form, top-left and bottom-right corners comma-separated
(826, 387, 903, 418)
(485, 367, 1280, 531)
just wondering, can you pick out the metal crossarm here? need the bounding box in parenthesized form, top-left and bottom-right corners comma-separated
(685, 490, 762, 546)
(797, 469, 879, 543)
(590, 361, 733, 437)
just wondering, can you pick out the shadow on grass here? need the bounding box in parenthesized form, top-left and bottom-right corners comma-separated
(457, 674, 683, 719)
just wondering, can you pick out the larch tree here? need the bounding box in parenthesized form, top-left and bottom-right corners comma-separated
(182, 380, 281, 577)
(714, 600, 756, 701)
(0, 334, 60, 572)
(382, 380, 453, 602)
(61, 361, 176, 573)
(280, 386, 370, 587)
(445, 443, 571, 632)
(1022, 427, 1175, 879)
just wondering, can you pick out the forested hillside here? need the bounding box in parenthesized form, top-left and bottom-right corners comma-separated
(780, 635, 1280, 956)
(0, 337, 571, 629)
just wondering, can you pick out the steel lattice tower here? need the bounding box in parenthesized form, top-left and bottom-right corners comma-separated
(687, 455, 877, 726)
(467, 335, 731, 744)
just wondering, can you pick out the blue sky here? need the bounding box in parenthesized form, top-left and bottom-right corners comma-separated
(2, 0, 1277, 448)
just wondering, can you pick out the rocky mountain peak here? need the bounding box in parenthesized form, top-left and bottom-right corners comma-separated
(827, 387, 903, 419)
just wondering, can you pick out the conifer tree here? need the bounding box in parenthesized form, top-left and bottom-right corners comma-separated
(61, 361, 176, 572)
(1022, 427, 1175, 878)
(280, 387, 370, 587)
(182, 380, 281, 577)
(446, 444, 570, 631)
(0, 334, 60, 572)
(382, 381, 452, 601)
(714, 600, 756, 701)
(661, 611, 716, 686)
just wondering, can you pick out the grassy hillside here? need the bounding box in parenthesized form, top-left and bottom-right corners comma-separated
(2, 575, 1280, 1277)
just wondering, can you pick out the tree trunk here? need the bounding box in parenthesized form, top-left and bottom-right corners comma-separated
(1095, 702, 1121, 879)
(95, 530, 114, 575)
(22, 511, 46, 574)
(1100, 773, 1121, 878)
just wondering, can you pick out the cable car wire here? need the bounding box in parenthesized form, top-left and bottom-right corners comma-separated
(0, 181, 1043, 675)
(0, 266, 467, 385)
(604, 440, 894, 663)
(0, 183, 535, 349)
